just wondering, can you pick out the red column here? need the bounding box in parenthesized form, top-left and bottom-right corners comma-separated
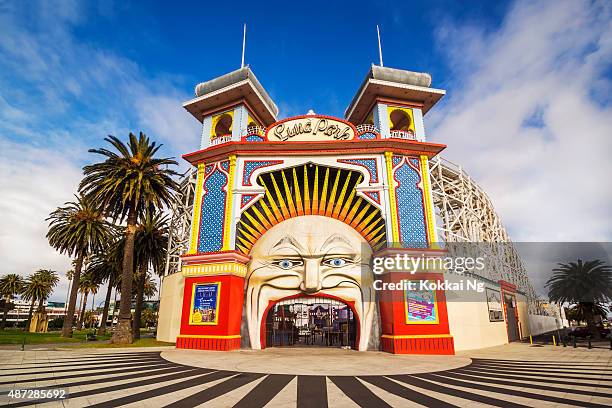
(176, 251, 248, 351)
(377, 248, 455, 355)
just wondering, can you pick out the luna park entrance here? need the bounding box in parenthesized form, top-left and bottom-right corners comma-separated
(265, 297, 357, 348)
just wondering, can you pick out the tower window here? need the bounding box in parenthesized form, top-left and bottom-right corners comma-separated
(212, 111, 233, 138)
(389, 109, 412, 131)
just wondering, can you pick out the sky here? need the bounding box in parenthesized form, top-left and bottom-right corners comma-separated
(0, 0, 610, 303)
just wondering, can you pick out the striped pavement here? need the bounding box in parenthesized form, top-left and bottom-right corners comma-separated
(0, 350, 611, 407)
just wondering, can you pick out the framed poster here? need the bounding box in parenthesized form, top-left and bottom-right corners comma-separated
(486, 288, 504, 322)
(189, 282, 221, 325)
(404, 284, 439, 324)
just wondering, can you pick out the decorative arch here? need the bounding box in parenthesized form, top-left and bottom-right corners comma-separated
(235, 163, 387, 254)
(197, 163, 229, 252)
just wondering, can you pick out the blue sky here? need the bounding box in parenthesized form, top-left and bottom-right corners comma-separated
(1, 0, 611, 302)
(0, 0, 512, 154)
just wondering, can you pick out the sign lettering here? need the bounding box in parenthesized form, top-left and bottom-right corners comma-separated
(267, 116, 356, 141)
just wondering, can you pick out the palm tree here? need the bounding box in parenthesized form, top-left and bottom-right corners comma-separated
(47, 195, 109, 337)
(86, 239, 122, 336)
(64, 269, 74, 316)
(0, 274, 25, 329)
(143, 274, 158, 300)
(21, 270, 59, 331)
(141, 308, 156, 329)
(80, 132, 178, 344)
(132, 212, 168, 339)
(77, 272, 99, 330)
(546, 259, 612, 339)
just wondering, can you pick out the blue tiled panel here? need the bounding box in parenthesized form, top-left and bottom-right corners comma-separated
(241, 194, 255, 207)
(246, 135, 265, 142)
(242, 160, 282, 186)
(197, 168, 227, 252)
(338, 159, 379, 183)
(220, 160, 230, 172)
(394, 161, 427, 247)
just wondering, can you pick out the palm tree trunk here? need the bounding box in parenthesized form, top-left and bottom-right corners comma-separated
(78, 291, 88, 330)
(25, 297, 36, 331)
(113, 206, 137, 344)
(97, 276, 114, 336)
(132, 264, 147, 340)
(62, 254, 83, 337)
(64, 278, 71, 316)
(584, 303, 601, 339)
(0, 296, 9, 330)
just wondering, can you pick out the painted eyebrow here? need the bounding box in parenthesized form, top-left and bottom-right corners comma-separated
(271, 236, 306, 252)
(320, 234, 352, 251)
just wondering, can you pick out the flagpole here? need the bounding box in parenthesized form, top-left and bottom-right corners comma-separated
(241, 24, 246, 68)
(376, 25, 384, 67)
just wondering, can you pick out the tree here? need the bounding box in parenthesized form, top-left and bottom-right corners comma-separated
(143, 274, 158, 300)
(0, 274, 25, 329)
(546, 259, 612, 339)
(21, 269, 59, 331)
(80, 133, 178, 344)
(64, 269, 74, 316)
(86, 238, 122, 336)
(132, 212, 168, 339)
(83, 310, 97, 329)
(141, 308, 156, 329)
(47, 195, 109, 337)
(77, 272, 99, 330)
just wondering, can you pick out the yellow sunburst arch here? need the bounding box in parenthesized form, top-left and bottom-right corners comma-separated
(236, 163, 387, 254)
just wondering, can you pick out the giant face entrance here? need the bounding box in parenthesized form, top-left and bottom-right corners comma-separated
(265, 297, 357, 348)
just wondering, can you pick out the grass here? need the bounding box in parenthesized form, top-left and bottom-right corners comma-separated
(0, 328, 111, 344)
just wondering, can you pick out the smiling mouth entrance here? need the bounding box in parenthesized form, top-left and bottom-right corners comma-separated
(264, 296, 357, 348)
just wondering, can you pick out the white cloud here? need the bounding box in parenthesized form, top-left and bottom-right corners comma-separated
(429, 0, 612, 241)
(0, 139, 82, 296)
(0, 2, 200, 302)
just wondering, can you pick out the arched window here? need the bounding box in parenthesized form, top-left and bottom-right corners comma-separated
(213, 113, 233, 137)
(389, 109, 412, 131)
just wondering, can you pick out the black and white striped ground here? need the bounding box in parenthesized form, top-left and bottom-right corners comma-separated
(1, 350, 611, 407)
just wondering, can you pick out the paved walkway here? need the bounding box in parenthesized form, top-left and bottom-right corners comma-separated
(0, 343, 610, 407)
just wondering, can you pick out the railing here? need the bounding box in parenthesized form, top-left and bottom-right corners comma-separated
(242, 126, 266, 137)
(356, 124, 379, 134)
(210, 135, 232, 146)
(389, 129, 417, 140)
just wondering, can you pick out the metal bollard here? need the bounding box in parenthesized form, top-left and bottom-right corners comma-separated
(562, 336, 567, 347)
(552, 335, 556, 346)
(588, 338, 592, 349)
(573, 336, 577, 348)
(529, 335, 533, 345)
(609, 337, 611, 350)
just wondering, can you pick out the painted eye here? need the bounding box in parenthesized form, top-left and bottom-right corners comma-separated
(324, 258, 348, 268)
(275, 259, 302, 269)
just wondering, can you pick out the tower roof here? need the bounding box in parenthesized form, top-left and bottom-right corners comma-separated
(183, 66, 279, 125)
(344, 65, 445, 124)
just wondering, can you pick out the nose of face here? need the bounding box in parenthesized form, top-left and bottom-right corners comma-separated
(300, 259, 322, 293)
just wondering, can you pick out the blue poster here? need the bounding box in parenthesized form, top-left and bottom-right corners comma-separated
(190, 282, 220, 325)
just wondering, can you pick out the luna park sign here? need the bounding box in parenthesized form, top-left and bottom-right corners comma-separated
(266, 115, 356, 142)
